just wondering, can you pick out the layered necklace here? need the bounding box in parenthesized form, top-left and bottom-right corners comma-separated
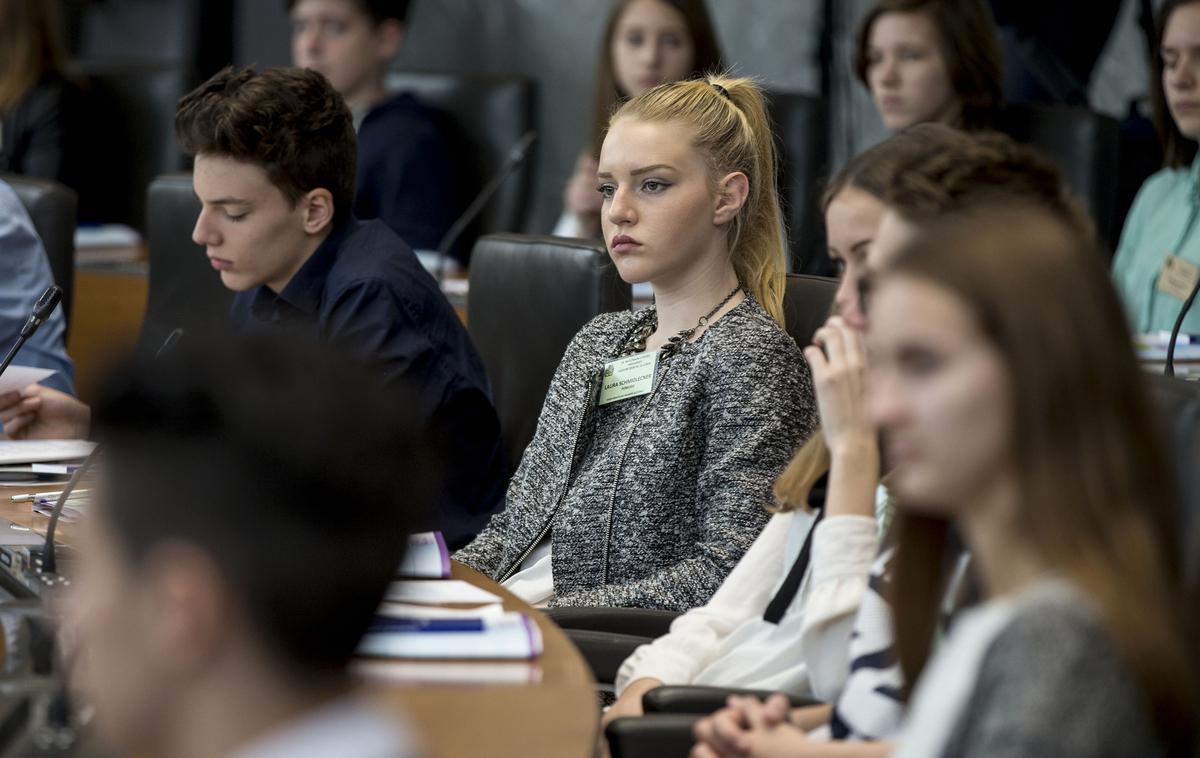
(618, 285, 743, 358)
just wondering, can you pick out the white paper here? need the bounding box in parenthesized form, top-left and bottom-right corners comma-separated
(397, 531, 450, 579)
(377, 602, 505, 620)
(0, 367, 55, 396)
(0, 441, 95, 465)
(358, 611, 543, 660)
(384, 579, 502, 606)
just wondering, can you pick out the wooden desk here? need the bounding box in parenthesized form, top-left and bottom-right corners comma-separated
(0, 503, 599, 757)
(370, 562, 599, 758)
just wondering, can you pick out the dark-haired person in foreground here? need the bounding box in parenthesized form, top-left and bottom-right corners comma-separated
(65, 334, 427, 758)
(0, 67, 507, 548)
(289, 0, 460, 258)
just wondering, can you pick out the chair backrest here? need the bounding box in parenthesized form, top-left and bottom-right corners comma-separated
(768, 91, 832, 276)
(74, 63, 190, 229)
(782, 274, 837, 348)
(1145, 374, 1200, 587)
(385, 71, 535, 240)
(3, 174, 78, 331)
(141, 173, 233, 352)
(468, 234, 631, 464)
(998, 104, 1121, 249)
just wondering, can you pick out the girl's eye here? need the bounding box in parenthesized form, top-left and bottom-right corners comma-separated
(625, 32, 644, 47)
(642, 179, 669, 193)
(661, 33, 682, 48)
(897, 47, 925, 61)
(597, 184, 616, 199)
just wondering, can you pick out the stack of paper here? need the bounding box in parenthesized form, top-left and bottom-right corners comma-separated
(1137, 332, 1200, 378)
(397, 532, 451, 579)
(359, 603, 542, 661)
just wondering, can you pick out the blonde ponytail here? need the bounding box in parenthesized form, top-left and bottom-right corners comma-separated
(611, 74, 788, 325)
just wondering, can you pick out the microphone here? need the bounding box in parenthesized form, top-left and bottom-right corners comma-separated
(0, 285, 63, 380)
(38, 328, 185, 579)
(1164, 277, 1200, 377)
(434, 130, 537, 283)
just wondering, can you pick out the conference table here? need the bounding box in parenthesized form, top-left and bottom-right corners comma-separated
(0, 496, 601, 757)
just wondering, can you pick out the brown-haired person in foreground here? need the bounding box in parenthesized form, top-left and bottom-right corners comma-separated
(457, 76, 816, 611)
(855, 0, 1003, 132)
(0, 67, 508, 549)
(0, 0, 78, 185)
(554, 0, 723, 239)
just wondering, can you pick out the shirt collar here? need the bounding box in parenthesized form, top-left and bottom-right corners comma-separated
(1188, 157, 1200, 204)
(248, 218, 356, 321)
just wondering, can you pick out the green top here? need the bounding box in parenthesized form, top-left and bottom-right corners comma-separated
(1112, 158, 1200, 334)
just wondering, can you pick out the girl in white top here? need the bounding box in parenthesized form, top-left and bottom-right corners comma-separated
(554, 0, 723, 239)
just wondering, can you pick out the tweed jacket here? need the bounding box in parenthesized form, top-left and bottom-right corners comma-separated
(454, 294, 817, 610)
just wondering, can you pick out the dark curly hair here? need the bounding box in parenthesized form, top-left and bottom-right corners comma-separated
(883, 123, 1092, 241)
(175, 66, 357, 223)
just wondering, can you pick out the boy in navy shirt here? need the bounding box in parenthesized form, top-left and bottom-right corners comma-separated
(289, 0, 459, 254)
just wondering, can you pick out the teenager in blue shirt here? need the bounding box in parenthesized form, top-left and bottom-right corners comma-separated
(289, 0, 460, 257)
(0, 67, 507, 547)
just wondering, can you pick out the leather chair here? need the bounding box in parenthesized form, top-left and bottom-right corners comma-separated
(467, 234, 631, 466)
(140, 173, 233, 353)
(783, 273, 838, 347)
(73, 63, 191, 229)
(1145, 374, 1200, 586)
(2, 175, 78, 332)
(385, 72, 535, 248)
(768, 92, 833, 276)
(997, 104, 1121, 250)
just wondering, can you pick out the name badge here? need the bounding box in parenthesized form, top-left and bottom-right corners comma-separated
(598, 352, 658, 406)
(1156, 253, 1200, 301)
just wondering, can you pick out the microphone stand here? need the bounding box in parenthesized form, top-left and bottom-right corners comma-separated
(434, 131, 538, 284)
(0, 286, 63, 380)
(37, 328, 185, 581)
(1165, 276, 1200, 377)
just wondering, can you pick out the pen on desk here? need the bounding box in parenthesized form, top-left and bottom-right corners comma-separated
(10, 489, 90, 503)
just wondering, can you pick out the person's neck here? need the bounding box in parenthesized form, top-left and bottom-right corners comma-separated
(164, 656, 352, 758)
(265, 224, 337, 294)
(647, 253, 741, 351)
(343, 80, 390, 118)
(957, 473, 1048, 600)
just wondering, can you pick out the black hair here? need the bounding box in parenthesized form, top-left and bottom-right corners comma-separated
(285, 0, 410, 25)
(91, 333, 434, 673)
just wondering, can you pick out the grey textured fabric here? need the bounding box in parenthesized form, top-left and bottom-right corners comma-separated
(455, 294, 816, 611)
(941, 589, 1164, 758)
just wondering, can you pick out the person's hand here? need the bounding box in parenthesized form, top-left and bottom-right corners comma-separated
(563, 153, 603, 232)
(692, 695, 813, 758)
(804, 316, 874, 459)
(0, 384, 90, 440)
(603, 677, 662, 727)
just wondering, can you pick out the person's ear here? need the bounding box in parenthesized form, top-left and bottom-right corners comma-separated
(713, 171, 750, 227)
(301, 189, 335, 235)
(376, 19, 405, 60)
(141, 543, 231, 677)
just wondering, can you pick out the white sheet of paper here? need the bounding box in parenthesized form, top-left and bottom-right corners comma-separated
(377, 602, 506, 620)
(0, 440, 96, 465)
(384, 580, 502, 606)
(0, 366, 55, 396)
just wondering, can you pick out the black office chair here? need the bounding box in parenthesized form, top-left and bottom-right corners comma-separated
(140, 173, 233, 353)
(997, 104, 1121, 251)
(385, 71, 536, 250)
(3, 174, 78, 333)
(769, 91, 832, 276)
(467, 234, 631, 466)
(547, 274, 837, 686)
(73, 62, 191, 229)
(1145, 374, 1200, 586)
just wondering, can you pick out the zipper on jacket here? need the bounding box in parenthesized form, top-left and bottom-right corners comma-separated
(600, 366, 667, 585)
(498, 373, 597, 583)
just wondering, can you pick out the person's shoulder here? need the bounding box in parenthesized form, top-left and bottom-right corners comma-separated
(704, 295, 805, 365)
(574, 309, 641, 347)
(1134, 165, 1191, 206)
(361, 92, 441, 139)
(324, 220, 423, 293)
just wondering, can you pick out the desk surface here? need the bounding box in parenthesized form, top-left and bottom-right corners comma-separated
(0, 498, 599, 757)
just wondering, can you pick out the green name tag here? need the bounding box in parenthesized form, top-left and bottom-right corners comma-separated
(598, 351, 658, 406)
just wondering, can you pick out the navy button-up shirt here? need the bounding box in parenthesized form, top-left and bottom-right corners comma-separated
(230, 218, 508, 547)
